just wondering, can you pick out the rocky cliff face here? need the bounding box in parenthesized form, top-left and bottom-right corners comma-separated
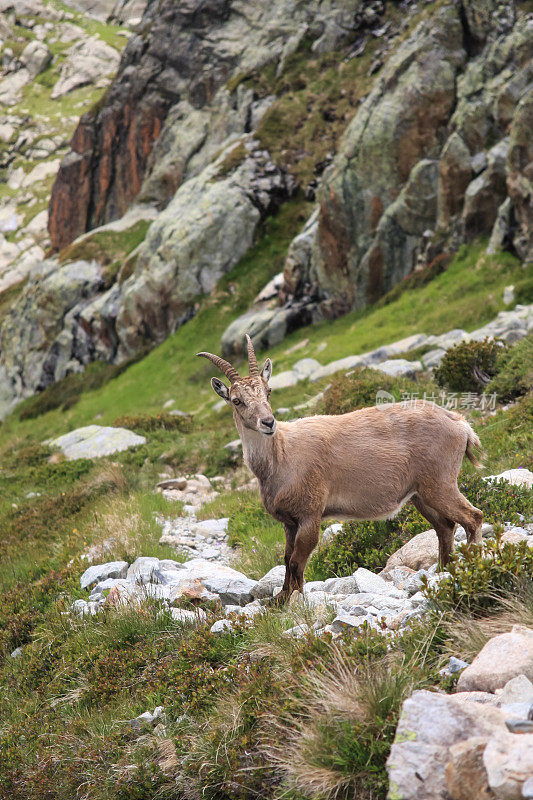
(48, 0, 368, 250)
(223, 0, 533, 354)
(0, 0, 531, 417)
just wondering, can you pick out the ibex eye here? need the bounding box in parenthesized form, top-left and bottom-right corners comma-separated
(233, 398, 241, 405)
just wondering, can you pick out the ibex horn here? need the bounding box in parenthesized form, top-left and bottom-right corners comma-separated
(245, 334, 258, 378)
(196, 351, 240, 383)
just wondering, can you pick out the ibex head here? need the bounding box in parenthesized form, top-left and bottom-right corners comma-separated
(197, 335, 276, 435)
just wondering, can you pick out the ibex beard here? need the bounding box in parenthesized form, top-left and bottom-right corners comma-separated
(198, 335, 483, 602)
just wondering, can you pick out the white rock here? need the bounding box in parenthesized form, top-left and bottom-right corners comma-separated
(457, 626, 533, 693)
(352, 567, 399, 596)
(503, 285, 515, 306)
(268, 370, 298, 389)
(484, 730, 533, 799)
(283, 623, 311, 638)
(484, 469, 533, 490)
(21, 159, 60, 187)
(321, 522, 343, 544)
(182, 559, 256, 605)
(251, 565, 286, 599)
(169, 607, 206, 624)
(127, 557, 164, 585)
(423, 348, 446, 368)
(80, 560, 128, 590)
(324, 575, 359, 595)
(292, 358, 322, 379)
(496, 675, 533, 707)
(387, 689, 506, 800)
(370, 359, 423, 379)
(192, 518, 229, 537)
(50, 425, 146, 460)
(303, 580, 327, 593)
(52, 35, 120, 98)
(330, 613, 376, 633)
(20, 40, 52, 77)
(210, 619, 234, 634)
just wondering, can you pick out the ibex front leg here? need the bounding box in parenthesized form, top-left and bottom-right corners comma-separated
(287, 517, 321, 595)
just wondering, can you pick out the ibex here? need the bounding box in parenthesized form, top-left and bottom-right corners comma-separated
(198, 336, 483, 600)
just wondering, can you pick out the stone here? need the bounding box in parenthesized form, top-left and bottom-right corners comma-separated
(352, 568, 396, 595)
(128, 705, 165, 732)
(324, 576, 360, 595)
(250, 565, 286, 599)
(268, 370, 299, 390)
(181, 559, 256, 606)
(20, 40, 52, 77)
(423, 348, 446, 369)
(321, 523, 343, 544)
(484, 730, 533, 800)
(387, 689, 506, 800)
(21, 160, 61, 187)
(292, 358, 322, 379)
(457, 626, 533, 693)
(127, 557, 164, 585)
(210, 619, 234, 635)
(192, 518, 229, 537)
(381, 530, 439, 573)
(370, 359, 423, 380)
(484, 469, 533, 490)
(330, 614, 375, 633)
(169, 607, 205, 625)
(50, 425, 146, 460)
(51, 36, 120, 98)
(523, 776, 533, 799)
(80, 560, 128, 590)
(444, 736, 492, 800)
(437, 132, 472, 229)
(283, 623, 311, 639)
(496, 676, 533, 708)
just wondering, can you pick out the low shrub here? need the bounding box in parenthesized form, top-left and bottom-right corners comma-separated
(320, 368, 436, 416)
(424, 537, 533, 615)
(112, 411, 193, 433)
(489, 333, 533, 403)
(434, 337, 505, 392)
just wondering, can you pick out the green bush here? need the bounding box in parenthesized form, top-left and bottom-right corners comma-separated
(112, 411, 193, 433)
(489, 334, 533, 403)
(320, 368, 435, 416)
(424, 537, 533, 615)
(458, 473, 532, 526)
(434, 337, 505, 392)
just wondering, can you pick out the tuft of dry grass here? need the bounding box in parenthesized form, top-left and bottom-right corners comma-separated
(269, 648, 420, 800)
(443, 583, 533, 662)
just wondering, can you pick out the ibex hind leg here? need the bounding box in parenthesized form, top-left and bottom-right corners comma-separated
(412, 495, 456, 568)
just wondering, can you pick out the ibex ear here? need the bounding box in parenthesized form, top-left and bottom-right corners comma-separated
(211, 377, 230, 401)
(261, 358, 272, 383)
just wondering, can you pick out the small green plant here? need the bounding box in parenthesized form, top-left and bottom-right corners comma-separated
(424, 537, 533, 615)
(434, 337, 505, 392)
(489, 334, 533, 403)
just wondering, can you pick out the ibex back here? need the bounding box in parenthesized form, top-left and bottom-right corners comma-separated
(198, 336, 483, 600)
